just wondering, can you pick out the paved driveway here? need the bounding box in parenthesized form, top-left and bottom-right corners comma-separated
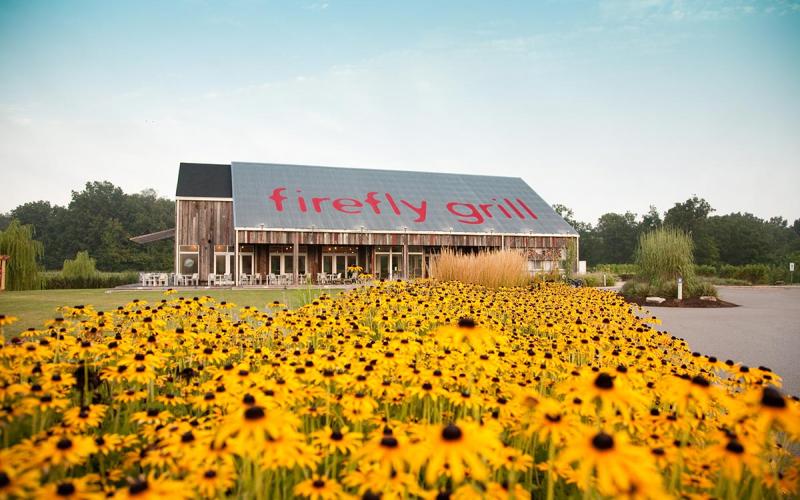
(646, 286, 800, 396)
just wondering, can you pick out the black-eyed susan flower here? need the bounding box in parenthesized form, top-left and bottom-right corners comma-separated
(293, 475, 346, 500)
(422, 420, 499, 485)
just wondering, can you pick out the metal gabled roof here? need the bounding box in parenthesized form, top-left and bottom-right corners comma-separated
(230, 162, 577, 236)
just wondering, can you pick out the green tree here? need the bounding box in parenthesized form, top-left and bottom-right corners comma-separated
(0, 220, 43, 290)
(639, 205, 662, 234)
(594, 212, 639, 264)
(664, 196, 718, 265)
(9, 201, 69, 269)
(552, 204, 598, 265)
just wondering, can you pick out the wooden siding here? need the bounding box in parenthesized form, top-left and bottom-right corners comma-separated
(237, 230, 573, 249)
(176, 200, 234, 280)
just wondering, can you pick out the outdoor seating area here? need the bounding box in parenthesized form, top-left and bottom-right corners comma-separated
(139, 272, 200, 287)
(135, 271, 367, 288)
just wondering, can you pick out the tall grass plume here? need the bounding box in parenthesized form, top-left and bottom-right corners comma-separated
(428, 248, 528, 288)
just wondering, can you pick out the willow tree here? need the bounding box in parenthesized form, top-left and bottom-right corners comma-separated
(0, 220, 44, 290)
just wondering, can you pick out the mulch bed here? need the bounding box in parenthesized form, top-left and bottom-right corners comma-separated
(625, 296, 738, 308)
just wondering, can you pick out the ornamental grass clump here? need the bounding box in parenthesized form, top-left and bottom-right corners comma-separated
(428, 248, 528, 288)
(628, 226, 715, 298)
(0, 281, 796, 499)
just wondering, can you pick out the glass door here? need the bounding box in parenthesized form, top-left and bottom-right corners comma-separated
(378, 254, 392, 279)
(214, 246, 234, 276)
(239, 254, 254, 275)
(409, 254, 423, 279)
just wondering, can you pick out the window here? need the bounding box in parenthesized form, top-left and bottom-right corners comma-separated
(238, 245, 255, 275)
(375, 247, 403, 279)
(179, 245, 199, 275)
(214, 245, 234, 275)
(269, 252, 307, 275)
(322, 250, 357, 275)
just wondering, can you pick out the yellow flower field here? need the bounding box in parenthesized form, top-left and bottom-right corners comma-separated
(0, 281, 798, 499)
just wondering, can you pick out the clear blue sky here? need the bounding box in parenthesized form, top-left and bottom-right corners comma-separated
(1, 0, 798, 224)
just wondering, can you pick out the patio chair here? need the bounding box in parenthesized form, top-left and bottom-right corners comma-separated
(190, 273, 199, 286)
(208, 273, 216, 286)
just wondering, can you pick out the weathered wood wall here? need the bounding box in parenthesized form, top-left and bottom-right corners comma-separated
(177, 200, 234, 281)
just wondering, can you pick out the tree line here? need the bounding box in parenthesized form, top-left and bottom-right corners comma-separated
(554, 196, 800, 268)
(0, 181, 174, 272)
(1, 184, 798, 274)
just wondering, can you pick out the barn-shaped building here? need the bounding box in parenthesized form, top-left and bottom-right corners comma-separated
(175, 162, 578, 285)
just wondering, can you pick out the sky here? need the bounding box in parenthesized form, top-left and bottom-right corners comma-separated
(1, 0, 799, 225)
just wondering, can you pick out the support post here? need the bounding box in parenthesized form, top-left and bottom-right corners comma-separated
(402, 233, 409, 280)
(0, 257, 6, 291)
(234, 231, 240, 287)
(174, 200, 180, 275)
(293, 233, 300, 285)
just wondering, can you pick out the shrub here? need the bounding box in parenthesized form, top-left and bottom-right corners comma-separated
(691, 281, 719, 297)
(42, 270, 139, 289)
(429, 248, 528, 288)
(694, 264, 716, 277)
(620, 280, 651, 298)
(593, 263, 637, 280)
(580, 272, 618, 287)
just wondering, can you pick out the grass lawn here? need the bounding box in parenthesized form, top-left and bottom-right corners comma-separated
(0, 287, 345, 338)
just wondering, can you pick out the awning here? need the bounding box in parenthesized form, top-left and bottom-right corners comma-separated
(130, 228, 175, 244)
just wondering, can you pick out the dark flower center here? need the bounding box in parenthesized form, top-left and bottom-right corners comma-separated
(545, 413, 562, 423)
(204, 470, 217, 479)
(313, 479, 326, 488)
(761, 387, 786, 409)
(457, 317, 476, 328)
(725, 440, 745, 454)
(691, 375, 710, 387)
(330, 430, 344, 441)
(181, 431, 195, 443)
(441, 424, 463, 441)
(244, 406, 266, 421)
(129, 479, 149, 495)
(0, 471, 10, 488)
(594, 373, 614, 390)
(56, 438, 73, 450)
(147, 408, 159, 417)
(242, 394, 256, 405)
(56, 482, 76, 496)
(380, 436, 399, 448)
(591, 432, 614, 451)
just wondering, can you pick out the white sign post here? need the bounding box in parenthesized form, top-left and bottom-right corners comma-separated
(677, 276, 683, 301)
(791, 262, 795, 284)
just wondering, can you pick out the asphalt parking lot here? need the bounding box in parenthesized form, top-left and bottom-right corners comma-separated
(646, 286, 800, 396)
